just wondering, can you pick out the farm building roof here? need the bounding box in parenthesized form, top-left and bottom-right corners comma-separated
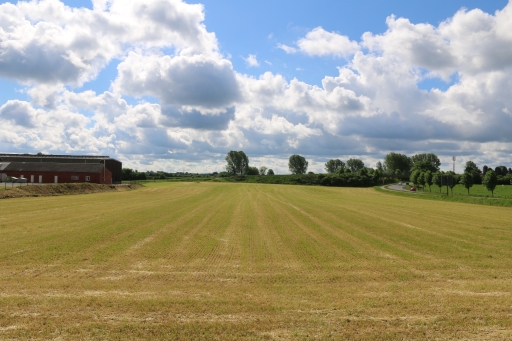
(2, 162, 105, 173)
(0, 154, 121, 163)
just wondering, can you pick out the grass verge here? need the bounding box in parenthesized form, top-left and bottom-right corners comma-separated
(376, 184, 512, 207)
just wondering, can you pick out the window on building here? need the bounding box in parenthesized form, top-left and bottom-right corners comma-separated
(85, 176, 90, 181)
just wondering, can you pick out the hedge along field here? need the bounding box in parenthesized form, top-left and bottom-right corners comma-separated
(1, 183, 512, 340)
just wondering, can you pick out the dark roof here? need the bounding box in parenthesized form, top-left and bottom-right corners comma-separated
(0, 153, 111, 159)
(3, 162, 105, 173)
(0, 154, 121, 163)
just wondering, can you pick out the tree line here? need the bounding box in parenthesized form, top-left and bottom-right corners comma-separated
(222, 151, 389, 187)
(379, 152, 511, 197)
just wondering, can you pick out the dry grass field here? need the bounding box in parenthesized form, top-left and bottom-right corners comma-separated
(1, 182, 512, 340)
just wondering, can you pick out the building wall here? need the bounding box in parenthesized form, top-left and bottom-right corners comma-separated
(0, 155, 122, 183)
(4, 168, 112, 184)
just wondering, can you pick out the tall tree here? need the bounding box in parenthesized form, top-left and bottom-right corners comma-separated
(225, 151, 249, 175)
(259, 166, 267, 176)
(411, 153, 441, 171)
(384, 153, 412, 174)
(495, 166, 508, 176)
(464, 161, 481, 174)
(432, 171, 442, 193)
(346, 158, 365, 172)
(460, 172, 474, 195)
(417, 172, 427, 191)
(267, 169, 275, 175)
(325, 159, 345, 173)
(482, 165, 489, 175)
(410, 170, 420, 187)
(376, 161, 384, 171)
(425, 171, 433, 192)
(247, 166, 259, 175)
(372, 169, 383, 183)
(483, 170, 498, 197)
(288, 155, 308, 174)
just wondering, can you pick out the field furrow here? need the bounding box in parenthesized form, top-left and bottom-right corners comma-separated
(1, 182, 512, 340)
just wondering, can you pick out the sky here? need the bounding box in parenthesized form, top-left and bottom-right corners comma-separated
(0, 0, 511, 174)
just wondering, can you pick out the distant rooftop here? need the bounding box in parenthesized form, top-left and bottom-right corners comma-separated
(0, 154, 112, 159)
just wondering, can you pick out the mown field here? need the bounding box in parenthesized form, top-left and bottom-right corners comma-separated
(1, 182, 512, 340)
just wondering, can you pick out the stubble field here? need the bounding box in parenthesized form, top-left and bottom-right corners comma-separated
(1, 182, 512, 340)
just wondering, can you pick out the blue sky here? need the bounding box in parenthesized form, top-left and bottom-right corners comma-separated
(0, 0, 511, 173)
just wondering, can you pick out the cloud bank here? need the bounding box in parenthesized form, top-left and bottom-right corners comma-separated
(1, 0, 512, 173)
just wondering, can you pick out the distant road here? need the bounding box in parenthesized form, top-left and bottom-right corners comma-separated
(387, 184, 408, 191)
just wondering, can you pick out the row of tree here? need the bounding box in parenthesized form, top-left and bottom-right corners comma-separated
(224, 151, 510, 194)
(226, 151, 372, 176)
(410, 169, 500, 196)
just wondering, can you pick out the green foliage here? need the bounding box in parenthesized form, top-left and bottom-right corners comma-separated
(267, 169, 275, 175)
(432, 172, 442, 193)
(376, 161, 384, 171)
(225, 151, 249, 175)
(417, 172, 427, 190)
(461, 172, 474, 195)
(122, 168, 147, 181)
(372, 169, 383, 183)
(425, 171, 433, 192)
(384, 152, 412, 174)
(324, 159, 345, 173)
(346, 158, 365, 172)
(471, 170, 482, 184)
(288, 155, 308, 174)
(464, 161, 481, 174)
(411, 160, 438, 173)
(494, 166, 508, 176)
(409, 170, 420, 187)
(246, 166, 259, 175)
(259, 166, 267, 176)
(411, 153, 441, 171)
(483, 170, 498, 197)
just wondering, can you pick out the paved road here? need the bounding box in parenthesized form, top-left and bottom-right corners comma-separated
(387, 184, 408, 191)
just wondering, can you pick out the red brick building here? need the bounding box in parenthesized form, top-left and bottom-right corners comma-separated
(0, 162, 112, 184)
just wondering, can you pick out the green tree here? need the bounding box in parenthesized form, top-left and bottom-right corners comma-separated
(346, 158, 365, 172)
(417, 172, 427, 191)
(247, 166, 259, 175)
(325, 159, 345, 173)
(425, 171, 433, 192)
(225, 151, 249, 175)
(267, 169, 275, 175)
(288, 155, 308, 174)
(376, 161, 384, 171)
(464, 161, 480, 174)
(460, 172, 474, 195)
(259, 166, 267, 176)
(411, 153, 441, 171)
(482, 165, 489, 174)
(372, 169, 383, 183)
(432, 171, 442, 192)
(410, 170, 420, 187)
(495, 166, 508, 176)
(483, 170, 498, 197)
(411, 160, 438, 173)
(384, 153, 412, 174)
